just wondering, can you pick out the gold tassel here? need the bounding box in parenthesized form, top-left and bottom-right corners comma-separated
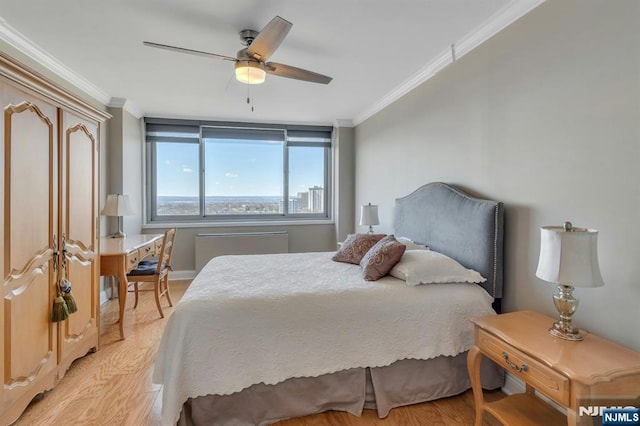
(59, 277, 78, 314)
(52, 295, 69, 322)
(63, 291, 78, 313)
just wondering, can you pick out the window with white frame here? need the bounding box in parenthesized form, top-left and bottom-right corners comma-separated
(145, 119, 332, 222)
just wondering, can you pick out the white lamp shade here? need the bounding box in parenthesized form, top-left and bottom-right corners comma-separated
(360, 204, 380, 226)
(101, 194, 134, 217)
(536, 225, 604, 287)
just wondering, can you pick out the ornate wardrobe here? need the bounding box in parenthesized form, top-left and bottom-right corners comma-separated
(0, 52, 110, 424)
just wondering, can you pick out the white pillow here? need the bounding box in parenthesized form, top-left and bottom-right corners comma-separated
(390, 250, 486, 286)
(396, 236, 429, 251)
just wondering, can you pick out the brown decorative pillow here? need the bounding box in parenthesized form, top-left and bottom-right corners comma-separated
(333, 233, 386, 265)
(360, 235, 406, 281)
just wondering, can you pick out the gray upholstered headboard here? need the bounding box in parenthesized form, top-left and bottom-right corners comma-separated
(394, 182, 504, 305)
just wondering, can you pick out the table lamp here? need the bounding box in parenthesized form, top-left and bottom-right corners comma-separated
(360, 203, 379, 234)
(101, 194, 134, 238)
(535, 222, 604, 341)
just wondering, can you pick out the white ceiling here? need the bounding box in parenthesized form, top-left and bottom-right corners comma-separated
(0, 1, 541, 125)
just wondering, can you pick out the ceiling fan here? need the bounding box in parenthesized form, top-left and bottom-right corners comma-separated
(143, 16, 332, 85)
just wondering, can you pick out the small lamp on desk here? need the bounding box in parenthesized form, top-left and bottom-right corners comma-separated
(535, 221, 604, 341)
(360, 203, 379, 234)
(101, 194, 134, 238)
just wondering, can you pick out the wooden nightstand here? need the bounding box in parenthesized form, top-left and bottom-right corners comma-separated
(468, 311, 640, 426)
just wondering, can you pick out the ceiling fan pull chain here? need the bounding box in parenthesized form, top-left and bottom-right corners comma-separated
(246, 82, 255, 112)
(246, 77, 250, 106)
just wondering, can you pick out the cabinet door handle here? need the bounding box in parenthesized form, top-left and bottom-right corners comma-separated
(502, 352, 528, 372)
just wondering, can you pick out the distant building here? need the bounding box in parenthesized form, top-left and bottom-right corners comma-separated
(289, 197, 299, 214)
(308, 186, 324, 213)
(297, 191, 309, 212)
(279, 197, 299, 214)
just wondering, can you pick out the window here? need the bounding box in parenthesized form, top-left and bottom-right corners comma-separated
(145, 119, 332, 222)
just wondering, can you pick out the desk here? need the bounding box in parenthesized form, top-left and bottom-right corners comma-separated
(100, 234, 163, 339)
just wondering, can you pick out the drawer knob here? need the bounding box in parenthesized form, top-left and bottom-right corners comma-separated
(502, 352, 528, 372)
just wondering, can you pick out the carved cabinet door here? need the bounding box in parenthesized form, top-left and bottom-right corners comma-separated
(1, 86, 59, 421)
(57, 110, 100, 373)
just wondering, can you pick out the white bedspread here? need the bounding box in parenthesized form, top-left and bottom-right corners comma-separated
(153, 252, 495, 425)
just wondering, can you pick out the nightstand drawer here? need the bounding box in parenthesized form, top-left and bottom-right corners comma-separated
(476, 328, 570, 406)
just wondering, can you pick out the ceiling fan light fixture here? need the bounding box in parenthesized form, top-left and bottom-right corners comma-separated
(235, 61, 266, 84)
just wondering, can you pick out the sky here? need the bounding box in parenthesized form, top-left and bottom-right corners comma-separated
(156, 139, 324, 197)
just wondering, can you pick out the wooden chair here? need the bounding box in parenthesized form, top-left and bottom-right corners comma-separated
(126, 228, 176, 318)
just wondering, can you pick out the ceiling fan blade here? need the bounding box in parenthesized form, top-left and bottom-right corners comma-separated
(246, 16, 292, 61)
(265, 62, 332, 84)
(143, 41, 237, 62)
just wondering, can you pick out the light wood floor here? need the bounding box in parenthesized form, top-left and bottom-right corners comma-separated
(15, 280, 504, 425)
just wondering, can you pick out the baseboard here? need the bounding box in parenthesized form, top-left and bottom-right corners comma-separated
(169, 270, 197, 280)
(99, 289, 110, 306)
(501, 372, 525, 395)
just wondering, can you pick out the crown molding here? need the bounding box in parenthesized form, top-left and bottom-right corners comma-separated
(352, 0, 546, 126)
(455, 0, 546, 58)
(108, 97, 127, 108)
(0, 16, 112, 106)
(352, 49, 452, 126)
(109, 97, 144, 118)
(334, 119, 354, 128)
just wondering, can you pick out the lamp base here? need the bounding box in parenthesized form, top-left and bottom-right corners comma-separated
(108, 216, 126, 238)
(550, 284, 584, 341)
(549, 321, 584, 341)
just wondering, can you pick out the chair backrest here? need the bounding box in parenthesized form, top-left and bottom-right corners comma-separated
(156, 228, 177, 274)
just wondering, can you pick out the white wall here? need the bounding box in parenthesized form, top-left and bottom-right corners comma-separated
(103, 107, 142, 236)
(104, 108, 123, 236)
(122, 109, 143, 235)
(334, 126, 356, 242)
(355, 0, 640, 351)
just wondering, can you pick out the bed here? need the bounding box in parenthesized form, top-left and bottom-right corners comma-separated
(153, 182, 505, 425)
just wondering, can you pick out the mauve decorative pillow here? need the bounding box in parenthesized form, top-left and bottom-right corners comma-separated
(360, 235, 406, 281)
(333, 233, 386, 265)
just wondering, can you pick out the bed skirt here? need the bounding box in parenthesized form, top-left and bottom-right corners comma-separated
(177, 352, 504, 425)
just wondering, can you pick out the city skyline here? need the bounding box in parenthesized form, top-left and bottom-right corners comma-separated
(157, 185, 325, 216)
